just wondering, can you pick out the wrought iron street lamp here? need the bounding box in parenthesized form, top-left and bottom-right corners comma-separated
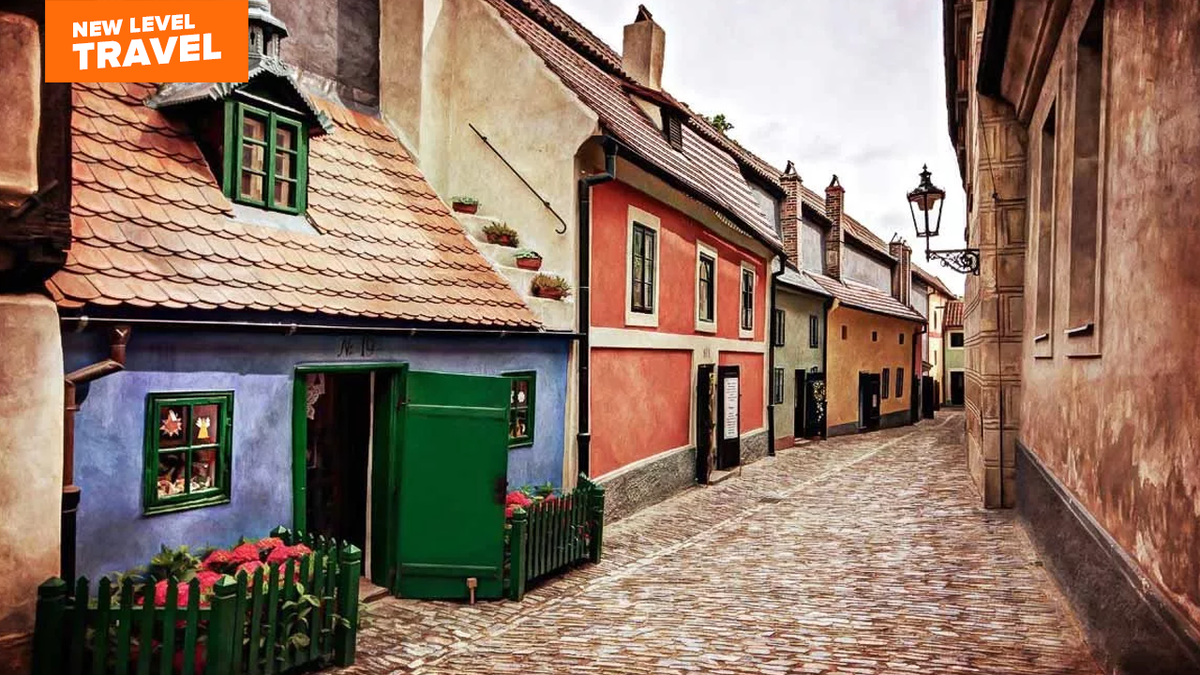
(907, 165, 980, 275)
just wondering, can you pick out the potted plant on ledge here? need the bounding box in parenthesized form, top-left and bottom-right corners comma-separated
(483, 222, 520, 247)
(451, 196, 479, 214)
(514, 249, 543, 270)
(531, 273, 571, 300)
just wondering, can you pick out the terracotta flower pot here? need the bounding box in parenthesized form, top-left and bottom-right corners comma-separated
(453, 202, 478, 214)
(533, 287, 566, 300)
(488, 234, 516, 247)
(516, 257, 543, 270)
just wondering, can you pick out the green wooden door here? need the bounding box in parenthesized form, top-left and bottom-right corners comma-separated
(394, 370, 510, 600)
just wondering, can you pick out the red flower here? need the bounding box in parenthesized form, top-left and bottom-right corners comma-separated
(236, 560, 265, 577)
(201, 549, 234, 572)
(195, 571, 222, 593)
(543, 494, 557, 503)
(505, 491, 532, 507)
(505, 505, 515, 518)
(151, 580, 193, 608)
(172, 641, 206, 674)
(266, 544, 313, 566)
(255, 537, 284, 552)
(229, 543, 261, 565)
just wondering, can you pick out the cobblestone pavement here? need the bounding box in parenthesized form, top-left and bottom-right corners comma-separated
(337, 412, 1100, 675)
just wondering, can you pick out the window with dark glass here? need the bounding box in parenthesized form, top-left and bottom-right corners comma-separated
(809, 315, 819, 348)
(899, 333, 905, 345)
(872, 331, 878, 342)
(896, 368, 905, 398)
(772, 309, 785, 346)
(772, 368, 785, 405)
(504, 372, 536, 448)
(1067, 0, 1105, 340)
(740, 268, 754, 331)
(698, 252, 716, 322)
(630, 223, 656, 314)
(144, 392, 233, 515)
(841, 325, 847, 340)
(664, 113, 684, 151)
(882, 368, 890, 399)
(232, 102, 307, 214)
(950, 332, 964, 348)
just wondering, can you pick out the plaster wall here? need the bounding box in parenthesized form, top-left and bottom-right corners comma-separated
(0, 12, 39, 198)
(396, 0, 599, 306)
(1015, 0, 1200, 632)
(0, 295, 63, 672)
(945, 337, 965, 370)
(928, 294, 947, 396)
(589, 347, 692, 477)
(911, 281, 930, 318)
(62, 329, 569, 582)
(800, 218, 825, 273)
(718, 352, 765, 435)
(826, 306, 919, 430)
(772, 289, 825, 445)
(273, 0, 380, 108)
(842, 245, 892, 292)
(749, 183, 780, 236)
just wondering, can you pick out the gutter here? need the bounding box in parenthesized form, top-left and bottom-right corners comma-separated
(58, 315, 583, 340)
(575, 137, 619, 477)
(62, 324, 130, 582)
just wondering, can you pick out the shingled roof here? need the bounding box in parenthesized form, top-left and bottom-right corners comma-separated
(944, 300, 965, 328)
(805, 271, 925, 323)
(491, 0, 781, 249)
(49, 82, 539, 328)
(912, 263, 957, 298)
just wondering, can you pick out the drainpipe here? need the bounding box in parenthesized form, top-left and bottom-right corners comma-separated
(62, 324, 131, 581)
(766, 262, 783, 456)
(820, 296, 833, 438)
(575, 137, 618, 477)
(912, 322, 926, 424)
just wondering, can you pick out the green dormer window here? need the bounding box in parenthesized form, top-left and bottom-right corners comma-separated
(226, 101, 308, 214)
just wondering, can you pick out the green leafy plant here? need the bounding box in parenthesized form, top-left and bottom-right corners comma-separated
(483, 222, 520, 247)
(148, 544, 201, 583)
(451, 196, 479, 206)
(530, 273, 571, 299)
(514, 249, 542, 260)
(703, 113, 735, 134)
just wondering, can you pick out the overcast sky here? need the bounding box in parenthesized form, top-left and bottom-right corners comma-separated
(551, 0, 967, 294)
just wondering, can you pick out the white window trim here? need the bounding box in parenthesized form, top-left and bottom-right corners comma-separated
(948, 331, 965, 349)
(694, 240, 718, 333)
(739, 261, 756, 339)
(625, 206, 661, 328)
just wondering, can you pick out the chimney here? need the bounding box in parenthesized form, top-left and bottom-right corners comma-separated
(623, 5, 665, 91)
(889, 239, 913, 305)
(823, 175, 845, 279)
(779, 161, 802, 266)
(0, 12, 40, 203)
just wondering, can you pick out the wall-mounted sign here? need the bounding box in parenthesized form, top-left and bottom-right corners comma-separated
(722, 376, 739, 440)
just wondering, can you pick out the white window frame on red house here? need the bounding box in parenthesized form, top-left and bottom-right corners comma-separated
(625, 205, 662, 328)
(739, 261, 756, 339)
(695, 240, 718, 333)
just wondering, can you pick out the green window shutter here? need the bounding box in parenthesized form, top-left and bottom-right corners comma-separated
(143, 391, 235, 516)
(501, 372, 536, 448)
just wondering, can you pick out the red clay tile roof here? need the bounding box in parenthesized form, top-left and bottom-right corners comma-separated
(49, 82, 539, 328)
(805, 271, 925, 323)
(492, 0, 781, 249)
(944, 300, 965, 327)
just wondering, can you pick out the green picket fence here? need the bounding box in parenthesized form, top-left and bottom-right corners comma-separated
(31, 531, 361, 675)
(507, 475, 605, 600)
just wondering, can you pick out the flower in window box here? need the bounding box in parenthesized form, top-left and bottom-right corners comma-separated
(514, 249, 543, 270)
(482, 221, 520, 247)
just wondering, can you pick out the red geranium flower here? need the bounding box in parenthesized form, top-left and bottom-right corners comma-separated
(229, 543, 260, 565)
(201, 549, 234, 572)
(505, 491, 532, 507)
(266, 544, 313, 566)
(255, 537, 284, 552)
(236, 560, 265, 577)
(195, 571, 222, 593)
(151, 580, 193, 608)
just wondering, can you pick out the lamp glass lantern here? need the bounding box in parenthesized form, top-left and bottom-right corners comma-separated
(907, 164, 946, 239)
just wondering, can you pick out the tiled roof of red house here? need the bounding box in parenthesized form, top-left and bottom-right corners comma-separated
(48, 82, 539, 328)
(805, 271, 926, 323)
(492, 0, 781, 249)
(944, 300, 965, 327)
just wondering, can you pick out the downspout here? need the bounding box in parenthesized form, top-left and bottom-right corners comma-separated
(575, 138, 618, 477)
(913, 322, 926, 423)
(821, 296, 833, 438)
(62, 324, 131, 581)
(766, 263, 783, 456)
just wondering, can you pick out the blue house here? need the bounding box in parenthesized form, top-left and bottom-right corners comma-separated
(48, 2, 572, 594)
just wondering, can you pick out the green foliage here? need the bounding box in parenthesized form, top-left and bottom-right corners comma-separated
(148, 544, 201, 582)
(483, 221, 520, 246)
(704, 113, 735, 134)
(514, 248, 542, 260)
(451, 196, 479, 206)
(530, 273, 571, 297)
(533, 482, 556, 498)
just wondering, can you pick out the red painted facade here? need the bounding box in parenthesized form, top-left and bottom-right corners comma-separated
(588, 180, 770, 478)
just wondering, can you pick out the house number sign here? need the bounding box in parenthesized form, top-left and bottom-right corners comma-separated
(722, 376, 739, 440)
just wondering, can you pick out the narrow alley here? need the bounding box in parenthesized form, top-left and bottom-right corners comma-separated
(340, 413, 1099, 675)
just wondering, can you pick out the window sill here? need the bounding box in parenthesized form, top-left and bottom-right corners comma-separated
(738, 329, 755, 340)
(695, 320, 717, 334)
(508, 441, 534, 450)
(144, 494, 231, 517)
(1065, 323, 1094, 338)
(625, 311, 659, 328)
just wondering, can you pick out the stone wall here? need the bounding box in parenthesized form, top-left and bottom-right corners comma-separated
(599, 446, 696, 523)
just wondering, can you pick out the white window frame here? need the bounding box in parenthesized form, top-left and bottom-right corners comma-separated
(738, 261, 757, 339)
(625, 206, 662, 328)
(694, 240, 718, 333)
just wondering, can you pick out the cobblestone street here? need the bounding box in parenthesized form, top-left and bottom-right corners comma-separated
(338, 413, 1099, 675)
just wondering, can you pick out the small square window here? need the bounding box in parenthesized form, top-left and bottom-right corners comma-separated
(771, 368, 785, 405)
(144, 392, 233, 515)
(950, 332, 965, 348)
(504, 372, 536, 448)
(882, 368, 891, 399)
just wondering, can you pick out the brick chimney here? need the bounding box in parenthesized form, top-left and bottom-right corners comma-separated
(0, 12, 40, 202)
(889, 239, 913, 305)
(779, 161, 801, 266)
(623, 5, 665, 91)
(823, 176, 845, 279)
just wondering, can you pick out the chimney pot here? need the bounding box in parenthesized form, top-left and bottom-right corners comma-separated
(623, 5, 666, 91)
